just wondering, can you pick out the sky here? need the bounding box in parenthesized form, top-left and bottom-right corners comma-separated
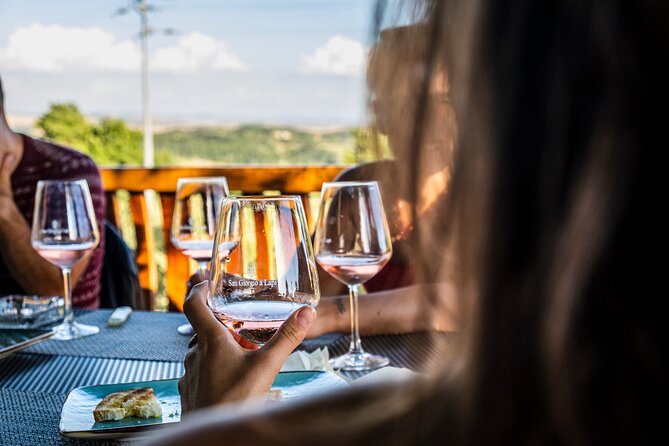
(0, 0, 379, 126)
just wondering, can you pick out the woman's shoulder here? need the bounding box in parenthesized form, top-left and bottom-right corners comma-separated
(335, 160, 399, 183)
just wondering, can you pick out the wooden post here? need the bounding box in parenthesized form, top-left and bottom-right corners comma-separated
(104, 191, 122, 228)
(129, 191, 157, 310)
(160, 193, 192, 311)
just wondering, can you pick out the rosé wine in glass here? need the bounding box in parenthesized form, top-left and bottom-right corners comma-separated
(171, 240, 213, 265)
(314, 181, 393, 371)
(211, 299, 308, 344)
(33, 241, 96, 269)
(31, 180, 100, 341)
(208, 196, 320, 346)
(316, 253, 391, 285)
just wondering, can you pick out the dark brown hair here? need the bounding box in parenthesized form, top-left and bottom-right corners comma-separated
(424, 0, 665, 443)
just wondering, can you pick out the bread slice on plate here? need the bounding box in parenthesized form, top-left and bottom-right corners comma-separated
(93, 387, 162, 422)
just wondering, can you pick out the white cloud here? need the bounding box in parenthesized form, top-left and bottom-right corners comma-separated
(152, 32, 248, 73)
(0, 23, 139, 72)
(298, 35, 366, 76)
(0, 24, 247, 74)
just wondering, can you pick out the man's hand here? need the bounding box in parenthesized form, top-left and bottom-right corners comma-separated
(179, 282, 317, 414)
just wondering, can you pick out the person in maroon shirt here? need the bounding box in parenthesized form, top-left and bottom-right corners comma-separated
(0, 75, 105, 308)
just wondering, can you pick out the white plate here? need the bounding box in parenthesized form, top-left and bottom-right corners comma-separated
(60, 371, 349, 439)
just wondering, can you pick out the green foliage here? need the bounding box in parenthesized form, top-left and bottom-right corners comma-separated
(36, 103, 97, 155)
(36, 103, 144, 165)
(154, 125, 354, 165)
(345, 127, 393, 164)
(93, 118, 142, 165)
(34, 102, 390, 166)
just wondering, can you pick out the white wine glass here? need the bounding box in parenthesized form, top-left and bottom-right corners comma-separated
(314, 181, 392, 371)
(171, 177, 229, 335)
(209, 196, 320, 346)
(31, 180, 100, 340)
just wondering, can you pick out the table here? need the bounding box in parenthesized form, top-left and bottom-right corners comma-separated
(0, 310, 454, 445)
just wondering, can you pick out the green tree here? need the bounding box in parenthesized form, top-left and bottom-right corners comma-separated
(344, 127, 393, 163)
(93, 118, 142, 165)
(35, 103, 144, 165)
(36, 103, 99, 155)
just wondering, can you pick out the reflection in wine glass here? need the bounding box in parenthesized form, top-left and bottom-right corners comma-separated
(208, 196, 320, 346)
(31, 180, 100, 340)
(314, 181, 392, 371)
(171, 177, 229, 335)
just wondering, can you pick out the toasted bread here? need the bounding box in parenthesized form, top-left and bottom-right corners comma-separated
(93, 387, 162, 422)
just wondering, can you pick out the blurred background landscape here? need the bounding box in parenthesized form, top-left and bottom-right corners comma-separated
(1, 0, 397, 166)
(12, 102, 388, 165)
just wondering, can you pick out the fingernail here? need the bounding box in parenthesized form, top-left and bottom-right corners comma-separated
(296, 306, 316, 328)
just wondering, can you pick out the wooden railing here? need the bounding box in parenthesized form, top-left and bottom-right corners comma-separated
(100, 166, 346, 311)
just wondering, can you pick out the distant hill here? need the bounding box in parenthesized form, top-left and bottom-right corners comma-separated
(25, 103, 369, 166)
(154, 125, 355, 165)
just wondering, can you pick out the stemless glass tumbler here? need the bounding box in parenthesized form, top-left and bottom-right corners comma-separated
(208, 196, 320, 346)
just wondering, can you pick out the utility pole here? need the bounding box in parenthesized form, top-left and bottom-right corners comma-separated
(116, 0, 174, 167)
(138, 0, 154, 167)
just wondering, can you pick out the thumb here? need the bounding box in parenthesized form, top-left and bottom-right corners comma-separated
(261, 306, 317, 365)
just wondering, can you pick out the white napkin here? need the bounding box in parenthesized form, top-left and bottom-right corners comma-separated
(280, 348, 335, 373)
(350, 366, 422, 387)
(280, 348, 423, 386)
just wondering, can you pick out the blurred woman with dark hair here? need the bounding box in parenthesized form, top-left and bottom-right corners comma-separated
(150, 0, 665, 444)
(310, 22, 460, 338)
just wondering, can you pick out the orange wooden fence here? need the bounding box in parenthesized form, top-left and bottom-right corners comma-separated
(100, 166, 345, 311)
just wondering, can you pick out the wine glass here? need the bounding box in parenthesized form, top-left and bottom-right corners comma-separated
(209, 196, 320, 346)
(314, 181, 392, 371)
(31, 180, 100, 340)
(171, 177, 229, 335)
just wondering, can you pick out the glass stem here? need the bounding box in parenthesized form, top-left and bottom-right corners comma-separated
(347, 284, 364, 356)
(62, 267, 74, 325)
(198, 261, 209, 275)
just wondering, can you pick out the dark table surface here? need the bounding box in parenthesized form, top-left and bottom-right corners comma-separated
(0, 310, 454, 446)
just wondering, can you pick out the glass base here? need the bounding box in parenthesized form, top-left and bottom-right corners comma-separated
(177, 323, 194, 335)
(330, 351, 389, 371)
(52, 320, 99, 341)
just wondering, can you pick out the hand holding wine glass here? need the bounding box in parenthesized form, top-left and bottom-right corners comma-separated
(314, 181, 392, 371)
(179, 281, 317, 413)
(208, 196, 320, 346)
(31, 180, 100, 340)
(171, 177, 229, 335)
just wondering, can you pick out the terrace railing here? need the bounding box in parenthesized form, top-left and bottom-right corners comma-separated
(100, 165, 346, 311)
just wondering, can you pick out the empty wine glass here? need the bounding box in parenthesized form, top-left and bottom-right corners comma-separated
(31, 180, 100, 340)
(171, 177, 229, 335)
(314, 181, 392, 371)
(209, 196, 320, 346)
